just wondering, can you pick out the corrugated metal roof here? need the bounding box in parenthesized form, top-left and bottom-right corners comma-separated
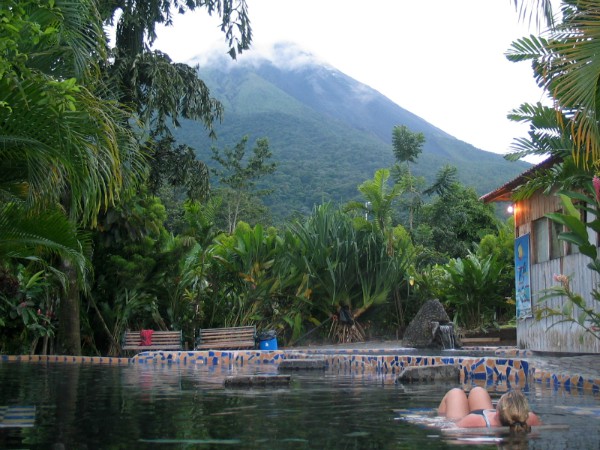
(479, 155, 560, 203)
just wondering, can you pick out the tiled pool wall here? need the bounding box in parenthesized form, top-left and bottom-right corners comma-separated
(0, 354, 131, 365)
(2, 347, 599, 393)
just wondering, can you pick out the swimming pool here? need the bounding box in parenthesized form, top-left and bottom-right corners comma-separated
(0, 361, 598, 449)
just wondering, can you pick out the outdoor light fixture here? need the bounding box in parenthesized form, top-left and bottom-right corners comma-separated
(507, 204, 514, 214)
(407, 275, 415, 298)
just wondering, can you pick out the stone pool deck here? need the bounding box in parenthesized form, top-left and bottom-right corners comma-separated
(2, 341, 600, 394)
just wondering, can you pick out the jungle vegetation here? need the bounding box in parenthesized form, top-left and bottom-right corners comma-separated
(1, 0, 598, 355)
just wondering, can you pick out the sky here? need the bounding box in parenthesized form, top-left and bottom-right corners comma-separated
(153, 1, 551, 163)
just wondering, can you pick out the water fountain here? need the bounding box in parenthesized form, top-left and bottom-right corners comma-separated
(402, 299, 457, 349)
(437, 323, 456, 350)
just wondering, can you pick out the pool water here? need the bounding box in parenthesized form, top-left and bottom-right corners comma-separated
(0, 361, 599, 449)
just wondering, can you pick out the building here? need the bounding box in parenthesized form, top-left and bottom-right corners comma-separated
(481, 156, 600, 353)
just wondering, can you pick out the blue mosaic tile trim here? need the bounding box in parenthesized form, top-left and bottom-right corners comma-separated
(0, 354, 130, 365)
(1, 347, 599, 394)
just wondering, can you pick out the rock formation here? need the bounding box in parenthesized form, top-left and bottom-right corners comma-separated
(402, 299, 456, 348)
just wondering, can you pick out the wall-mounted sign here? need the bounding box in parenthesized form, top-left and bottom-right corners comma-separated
(515, 233, 532, 319)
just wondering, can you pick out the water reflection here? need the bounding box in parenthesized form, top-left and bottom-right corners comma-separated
(0, 361, 597, 449)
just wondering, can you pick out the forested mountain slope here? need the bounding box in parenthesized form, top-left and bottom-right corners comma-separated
(175, 45, 529, 221)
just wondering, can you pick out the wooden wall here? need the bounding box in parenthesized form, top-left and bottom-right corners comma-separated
(514, 192, 600, 353)
(514, 190, 559, 230)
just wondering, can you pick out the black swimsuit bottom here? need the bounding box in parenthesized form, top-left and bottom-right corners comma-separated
(469, 409, 493, 427)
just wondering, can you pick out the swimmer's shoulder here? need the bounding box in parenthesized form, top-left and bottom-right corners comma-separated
(528, 412, 542, 426)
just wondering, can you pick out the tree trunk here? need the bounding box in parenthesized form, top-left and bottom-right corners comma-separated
(57, 259, 81, 355)
(89, 294, 121, 356)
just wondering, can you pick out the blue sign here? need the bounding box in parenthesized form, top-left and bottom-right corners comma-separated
(515, 233, 532, 319)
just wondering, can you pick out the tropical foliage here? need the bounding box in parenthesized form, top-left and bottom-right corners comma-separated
(210, 136, 277, 233)
(437, 252, 507, 330)
(535, 181, 600, 340)
(0, 0, 252, 354)
(508, 1, 600, 342)
(414, 182, 499, 259)
(508, 0, 600, 168)
(0, 0, 147, 354)
(345, 169, 404, 252)
(1, 0, 525, 355)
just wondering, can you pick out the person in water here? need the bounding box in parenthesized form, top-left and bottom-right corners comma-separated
(438, 387, 541, 432)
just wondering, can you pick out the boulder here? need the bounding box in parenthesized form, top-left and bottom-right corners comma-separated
(402, 299, 454, 348)
(278, 359, 327, 371)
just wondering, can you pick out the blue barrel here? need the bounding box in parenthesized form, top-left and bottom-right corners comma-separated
(257, 330, 278, 350)
(259, 337, 278, 350)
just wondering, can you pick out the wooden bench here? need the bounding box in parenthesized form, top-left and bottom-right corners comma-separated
(121, 330, 183, 353)
(195, 326, 256, 350)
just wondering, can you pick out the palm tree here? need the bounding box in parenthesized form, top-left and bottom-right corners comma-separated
(2, 1, 255, 354)
(508, 0, 600, 167)
(0, 203, 88, 269)
(423, 165, 458, 198)
(506, 102, 574, 159)
(1, 0, 146, 354)
(392, 125, 425, 174)
(1, 2, 143, 220)
(391, 126, 425, 230)
(346, 169, 404, 251)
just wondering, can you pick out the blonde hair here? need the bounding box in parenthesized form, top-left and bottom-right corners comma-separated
(496, 391, 531, 433)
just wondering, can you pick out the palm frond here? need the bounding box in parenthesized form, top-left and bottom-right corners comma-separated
(423, 165, 458, 197)
(0, 73, 145, 226)
(0, 203, 89, 279)
(506, 102, 574, 160)
(22, 0, 107, 80)
(509, 1, 600, 165)
(512, 0, 555, 29)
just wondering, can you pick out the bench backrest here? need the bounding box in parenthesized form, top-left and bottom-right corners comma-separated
(196, 326, 256, 349)
(122, 330, 182, 348)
